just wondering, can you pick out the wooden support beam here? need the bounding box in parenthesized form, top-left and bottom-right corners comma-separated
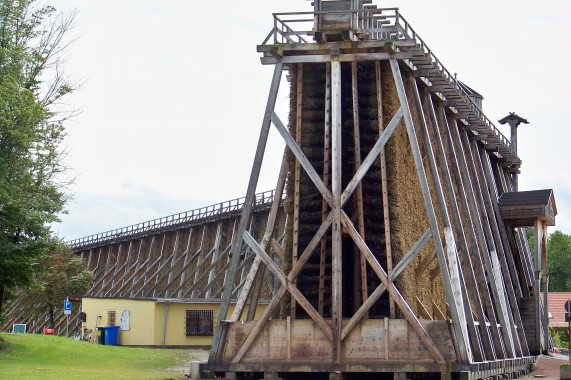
(342, 229, 431, 340)
(292, 64, 303, 319)
(392, 59, 471, 363)
(231, 157, 286, 322)
(389, 228, 431, 282)
(416, 248, 436, 277)
(443, 116, 506, 359)
(190, 226, 209, 298)
(319, 62, 332, 317)
(138, 235, 168, 297)
(244, 230, 333, 342)
(432, 300, 446, 320)
(196, 245, 235, 298)
(352, 61, 368, 315)
(205, 224, 223, 299)
(425, 92, 494, 361)
(231, 214, 334, 363)
(417, 297, 433, 320)
(340, 211, 446, 364)
(177, 228, 194, 297)
(340, 107, 403, 208)
(534, 218, 544, 352)
(331, 59, 343, 363)
(209, 63, 284, 363)
(271, 111, 333, 207)
(270, 238, 284, 260)
(104, 240, 143, 297)
(376, 60, 394, 319)
(341, 283, 386, 340)
(475, 144, 529, 356)
(460, 128, 517, 358)
(542, 222, 549, 354)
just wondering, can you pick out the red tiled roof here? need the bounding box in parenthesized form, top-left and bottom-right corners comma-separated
(541, 292, 571, 327)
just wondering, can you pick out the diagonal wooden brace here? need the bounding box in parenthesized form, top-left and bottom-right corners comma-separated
(341, 107, 403, 207)
(243, 230, 333, 342)
(231, 213, 333, 363)
(271, 111, 334, 208)
(340, 210, 446, 364)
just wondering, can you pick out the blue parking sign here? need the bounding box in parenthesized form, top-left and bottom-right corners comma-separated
(64, 298, 72, 315)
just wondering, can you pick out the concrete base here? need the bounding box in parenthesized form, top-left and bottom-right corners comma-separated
(561, 364, 571, 380)
(189, 361, 214, 380)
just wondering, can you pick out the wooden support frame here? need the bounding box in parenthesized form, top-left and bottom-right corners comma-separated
(459, 127, 517, 358)
(443, 115, 508, 359)
(421, 88, 494, 361)
(331, 58, 343, 363)
(375, 60, 395, 319)
(390, 59, 471, 363)
(292, 64, 303, 319)
(230, 156, 286, 321)
(319, 62, 332, 317)
(351, 61, 368, 314)
(210, 63, 284, 363)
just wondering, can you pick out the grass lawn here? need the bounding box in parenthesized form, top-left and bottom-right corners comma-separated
(0, 333, 208, 379)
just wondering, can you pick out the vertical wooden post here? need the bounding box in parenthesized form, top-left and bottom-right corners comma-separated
(375, 61, 394, 319)
(534, 218, 543, 352)
(178, 229, 194, 297)
(427, 98, 492, 361)
(87, 249, 94, 270)
(205, 224, 223, 299)
(319, 62, 332, 316)
(351, 61, 368, 314)
(390, 59, 471, 363)
(209, 63, 283, 363)
(331, 58, 343, 363)
(542, 222, 549, 354)
(232, 158, 286, 321)
(291, 63, 303, 319)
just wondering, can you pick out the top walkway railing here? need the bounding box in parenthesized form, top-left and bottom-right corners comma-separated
(67, 190, 277, 250)
(260, 7, 512, 152)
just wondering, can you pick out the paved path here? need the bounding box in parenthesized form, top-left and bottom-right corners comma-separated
(518, 354, 569, 380)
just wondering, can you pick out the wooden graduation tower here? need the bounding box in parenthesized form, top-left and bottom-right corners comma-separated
(204, 1, 552, 379)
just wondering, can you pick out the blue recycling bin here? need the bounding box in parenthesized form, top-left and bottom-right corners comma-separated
(103, 325, 120, 346)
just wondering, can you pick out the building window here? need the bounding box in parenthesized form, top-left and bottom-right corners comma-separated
(185, 310, 213, 336)
(107, 310, 116, 326)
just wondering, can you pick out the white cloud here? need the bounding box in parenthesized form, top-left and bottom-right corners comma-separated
(49, 0, 571, 239)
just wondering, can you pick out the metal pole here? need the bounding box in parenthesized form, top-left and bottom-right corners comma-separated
(162, 302, 170, 348)
(66, 315, 69, 337)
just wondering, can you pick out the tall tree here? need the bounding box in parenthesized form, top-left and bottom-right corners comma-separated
(0, 0, 76, 316)
(28, 247, 94, 328)
(546, 230, 571, 292)
(525, 228, 571, 292)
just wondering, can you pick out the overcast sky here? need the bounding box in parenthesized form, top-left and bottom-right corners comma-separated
(47, 0, 571, 240)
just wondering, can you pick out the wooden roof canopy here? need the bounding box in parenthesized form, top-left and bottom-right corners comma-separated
(499, 189, 557, 226)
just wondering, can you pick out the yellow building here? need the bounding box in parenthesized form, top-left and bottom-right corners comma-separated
(81, 297, 268, 348)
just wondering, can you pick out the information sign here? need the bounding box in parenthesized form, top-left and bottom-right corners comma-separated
(64, 297, 72, 315)
(120, 310, 130, 331)
(12, 324, 26, 333)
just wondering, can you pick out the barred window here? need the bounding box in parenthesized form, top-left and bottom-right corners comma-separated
(107, 310, 116, 326)
(185, 310, 214, 336)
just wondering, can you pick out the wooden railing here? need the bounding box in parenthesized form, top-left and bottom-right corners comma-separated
(67, 190, 277, 250)
(261, 7, 512, 150)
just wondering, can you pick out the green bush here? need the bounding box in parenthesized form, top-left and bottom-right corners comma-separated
(551, 327, 570, 349)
